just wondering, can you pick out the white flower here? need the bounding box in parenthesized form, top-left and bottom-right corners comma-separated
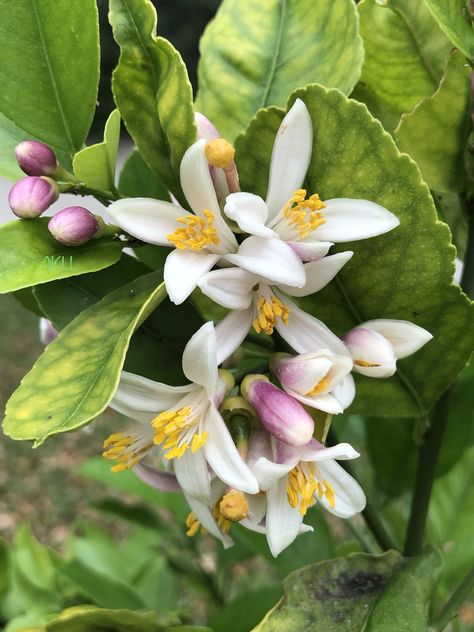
(103, 322, 259, 503)
(107, 140, 238, 305)
(252, 437, 366, 557)
(224, 98, 400, 263)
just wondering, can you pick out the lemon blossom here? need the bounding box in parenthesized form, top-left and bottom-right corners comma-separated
(103, 321, 259, 503)
(223, 99, 400, 263)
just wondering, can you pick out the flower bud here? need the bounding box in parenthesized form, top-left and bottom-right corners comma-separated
(241, 374, 314, 446)
(9, 176, 59, 218)
(195, 112, 220, 142)
(342, 327, 396, 378)
(39, 318, 58, 345)
(15, 141, 58, 176)
(48, 206, 100, 246)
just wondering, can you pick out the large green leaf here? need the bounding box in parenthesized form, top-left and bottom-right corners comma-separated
(3, 271, 165, 444)
(424, 0, 474, 61)
(396, 51, 472, 193)
(109, 0, 196, 202)
(73, 110, 121, 193)
(355, 0, 451, 130)
(235, 84, 474, 418)
(210, 587, 282, 632)
(0, 219, 123, 294)
(253, 549, 441, 631)
(0, 114, 29, 180)
(119, 149, 170, 200)
(41, 606, 164, 632)
(0, 0, 99, 154)
(196, 0, 363, 142)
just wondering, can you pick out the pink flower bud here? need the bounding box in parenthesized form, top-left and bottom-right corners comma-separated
(342, 327, 396, 378)
(48, 206, 100, 246)
(195, 112, 220, 142)
(241, 374, 314, 446)
(9, 176, 59, 218)
(15, 141, 58, 176)
(39, 318, 58, 345)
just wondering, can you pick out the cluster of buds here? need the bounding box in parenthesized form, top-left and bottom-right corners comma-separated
(8, 141, 103, 246)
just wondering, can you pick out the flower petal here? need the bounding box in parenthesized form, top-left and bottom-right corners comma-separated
(281, 252, 353, 297)
(293, 438, 360, 462)
(204, 404, 259, 494)
(247, 493, 267, 524)
(164, 249, 220, 305)
(287, 240, 334, 262)
(332, 374, 356, 409)
(133, 463, 182, 492)
(107, 198, 186, 246)
(343, 327, 397, 377)
(284, 388, 345, 414)
(198, 267, 258, 310)
(174, 448, 212, 503)
(316, 199, 400, 242)
(226, 236, 306, 288)
(182, 322, 218, 395)
(215, 306, 254, 366)
(252, 456, 295, 491)
(265, 99, 313, 221)
(266, 477, 306, 556)
(362, 319, 433, 359)
(315, 459, 366, 518)
(224, 192, 275, 238)
(185, 494, 234, 548)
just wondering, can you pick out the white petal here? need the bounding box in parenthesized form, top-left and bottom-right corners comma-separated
(275, 296, 349, 356)
(133, 463, 182, 492)
(174, 448, 212, 503)
(198, 267, 258, 310)
(247, 493, 267, 524)
(215, 307, 254, 365)
(252, 456, 295, 491)
(316, 199, 400, 242)
(265, 99, 313, 221)
(296, 438, 360, 462)
(282, 252, 353, 297)
(315, 459, 366, 518)
(332, 374, 356, 409)
(285, 388, 345, 414)
(224, 192, 275, 238)
(241, 517, 267, 534)
(180, 139, 237, 253)
(288, 240, 334, 262)
(185, 494, 234, 548)
(164, 249, 220, 305)
(107, 198, 186, 246)
(352, 360, 397, 378)
(226, 236, 306, 288)
(362, 319, 433, 359)
(182, 322, 218, 395)
(204, 405, 259, 494)
(266, 477, 304, 556)
(343, 327, 396, 377)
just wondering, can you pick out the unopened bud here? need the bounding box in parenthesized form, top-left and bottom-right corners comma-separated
(219, 490, 249, 522)
(241, 374, 314, 446)
(195, 112, 220, 142)
(342, 327, 395, 377)
(39, 318, 58, 345)
(15, 141, 58, 177)
(205, 138, 235, 168)
(48, 206, 100, 246)
(9, 176, 59, 218)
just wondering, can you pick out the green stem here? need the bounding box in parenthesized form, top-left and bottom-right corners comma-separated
(328, 428, 397, 551)
(346, 519, 375, 554)
(430, 568, 474, 631)
(246, 332, 275, 350)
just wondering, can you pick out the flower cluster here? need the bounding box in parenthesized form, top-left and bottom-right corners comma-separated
(101, 100, 431, 555)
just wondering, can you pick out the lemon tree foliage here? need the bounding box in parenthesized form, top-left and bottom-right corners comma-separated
(424, 0, 474, 60)
(196, 0, 364, 141)
(235, 84, 474, 419)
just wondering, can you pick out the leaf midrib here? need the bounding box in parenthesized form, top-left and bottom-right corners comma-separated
(259, 0, 287, 109)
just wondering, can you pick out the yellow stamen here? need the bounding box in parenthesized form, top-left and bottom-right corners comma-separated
(186, 512, 204, 537)
(253, 295, 290, 335)
(219, 490, 249, 522)
(307, 377, 330, 396)
(212, 503, 232, 534)
(167, 210, 220, 251)
(102, 432, 153, 472)
(152, 406, 207, 460)
(354, 359, 380, 368)
(205, 138, 235, 168)
(286, 462, 336, 515)
(283, 189, 326, 238)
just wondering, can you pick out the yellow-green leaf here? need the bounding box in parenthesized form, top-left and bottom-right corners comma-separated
(424, 0, 474, 61)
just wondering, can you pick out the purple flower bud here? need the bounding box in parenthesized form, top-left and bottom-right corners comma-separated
(195, 112, 220, 142)
(9, 176, 59, 218)
(48, 206, 100, 246)
(39, 318, 58, 345)
(15, 141, 58, 177)
(241, 374, 314, 446)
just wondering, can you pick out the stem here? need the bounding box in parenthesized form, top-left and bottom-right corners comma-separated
(328, 428, 397, 551)
(430, 568, 474, 632)
(346, 519, 375, 554)
(246, 332, 275, 350)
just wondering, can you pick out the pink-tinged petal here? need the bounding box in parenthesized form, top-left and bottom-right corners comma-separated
(226, 236, 306, 288)
(281, 251, 353, 297)
(195, 112, 220, 141)
(343, 326, 396, 377)
(185, 494, 234, 548)
(107, 198, 186, 245)
(266, 477, 307, 556)
(361, 319, 433, 359)
(198, 267, 258, 310)
(182, 322, 218, 395)
(315, 459, 366, 518)
(316, 199, 400, 242)
(174, 447, 212, 503)
(288, 240, 334, 261)
(133, 463, 182, 493)
(265, 99, 313, 221)
(215, 307, 254, 366)
(224, 192, 275, 238)
(164, 249, 220, 305)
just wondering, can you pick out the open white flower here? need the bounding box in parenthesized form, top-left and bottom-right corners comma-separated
(103, 322, 259, 503)
(107, 140, 238, 305)
(224, 98, 400, 262)
(252, 437, 366, 557)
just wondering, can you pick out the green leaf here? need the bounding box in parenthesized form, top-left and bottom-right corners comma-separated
(12, 287, 44, 317)
(3, 271, 166, 444)
(109, 0, 196, 201)
(253, 550, 441, 631)
(396, 51, 472, 193)
(235, 84, 474, 418)
(424, 0, 474, 61)
(210, 587, 282, 632)
(355, 0, 451, 130)
(196, 0, 364, 142)
(0, 219, 123, 294)
(0, 0, 100, 153)
(119, 149, 170, 200)
(0, 114, 29, 180)
(42, 605, 164, 632)
(73, 110, 121, 193)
